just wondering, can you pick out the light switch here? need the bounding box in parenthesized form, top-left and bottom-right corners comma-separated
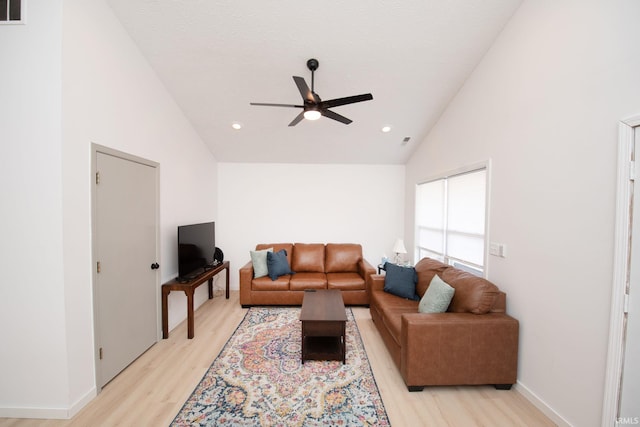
(489, 242, 501, 256)
(489, 242, 507, 258)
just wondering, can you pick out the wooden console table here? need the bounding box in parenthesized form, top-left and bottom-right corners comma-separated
(162, 260, 229, 339)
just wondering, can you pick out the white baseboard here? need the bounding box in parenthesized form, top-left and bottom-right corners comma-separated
(515, 381, 572, 426)
(68, 386, 97, 418)
(0, 406, 70, 420)
(0, 386, 96, 420)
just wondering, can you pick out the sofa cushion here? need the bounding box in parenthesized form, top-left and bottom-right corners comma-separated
(267, 249, 295, 281)
(290, 272, 327, 290)
(327, 272, 365, 291)
(251, 275, 290, 291)
(419, 274, 455, 313)
(250, 247, 273, 278)
(325, 243, 361, 273)
(383, 263, 419, 300)
(371, 290, 419, 346)
(441, 268, 499, 314)
(292, 243, 325, 272)
(415, 257, 451, 297)
(256, 243, 293, 264)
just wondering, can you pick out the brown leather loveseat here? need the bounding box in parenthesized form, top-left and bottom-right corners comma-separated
(369, 257, 519, 391)
(240, 243, 375, 307)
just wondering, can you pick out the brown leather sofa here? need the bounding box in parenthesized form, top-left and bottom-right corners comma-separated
(239, 243, 375, 307)
(369, 257, 519, 391)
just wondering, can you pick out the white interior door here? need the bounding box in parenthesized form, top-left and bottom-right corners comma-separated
(94, 148, 159, 388)
(620, 126, 640, 421)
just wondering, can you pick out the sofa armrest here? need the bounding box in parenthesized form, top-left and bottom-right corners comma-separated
(358, 258, 376, 279)
(239, 261, 253, 280)
(400, 312, 519, 387)
(239, 261, 254, 306)
(368, 274, 385, 293)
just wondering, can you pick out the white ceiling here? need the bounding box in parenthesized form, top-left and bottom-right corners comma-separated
(106, 0, 522, 165)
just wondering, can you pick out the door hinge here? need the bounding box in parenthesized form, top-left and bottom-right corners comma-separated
(96, 171, 100, 185)
(630, 161, 635, 181)
(99, 347, 103, 360)
(97, 261, 101, 274)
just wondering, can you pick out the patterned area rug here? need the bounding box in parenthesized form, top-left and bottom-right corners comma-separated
(172, 307, 390, 426)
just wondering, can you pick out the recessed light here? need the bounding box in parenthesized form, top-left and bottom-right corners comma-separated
(231, 122, 242, 130)
(381, 126, 392, 133)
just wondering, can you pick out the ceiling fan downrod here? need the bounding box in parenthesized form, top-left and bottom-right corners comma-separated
(307, 58, 319, 94)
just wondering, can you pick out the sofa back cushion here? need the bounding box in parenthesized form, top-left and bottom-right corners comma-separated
(325, 243, 362, 273)
(256, 243, 293, 265)
(292, 243, 325, 272)
(441, 268, 499, 314)
(415, 257, 450, 297)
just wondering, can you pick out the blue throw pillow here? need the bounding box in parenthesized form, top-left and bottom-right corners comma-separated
(266, 249, 295, 281)
(383, 262, 419, 300)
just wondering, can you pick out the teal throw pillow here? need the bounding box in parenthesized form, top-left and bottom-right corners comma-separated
(250, 247, 273, 278)
(266, 249, 294, 281)
(383, 262, 419, 300)
(419, 274, 455, 313)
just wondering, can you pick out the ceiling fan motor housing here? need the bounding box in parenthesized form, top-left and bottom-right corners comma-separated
(307, 58, 319, 71)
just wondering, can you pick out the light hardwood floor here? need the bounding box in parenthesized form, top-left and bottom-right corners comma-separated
(0, 292, 555, 426)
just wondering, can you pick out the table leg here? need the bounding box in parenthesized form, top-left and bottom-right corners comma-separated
(225, 265, 230, 299)
(186, 289, 195, 339)
(301, 323, 305, 364)
(162, 287, 170, 339)
(342, 323, 346, 364)
(208, 278, 214, 299)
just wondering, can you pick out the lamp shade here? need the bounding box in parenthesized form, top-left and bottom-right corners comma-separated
(393, 238, 407, 254)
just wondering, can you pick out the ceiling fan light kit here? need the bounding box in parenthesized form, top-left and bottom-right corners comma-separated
(250, 58, 373, 126)
(303, 109, 321, 121)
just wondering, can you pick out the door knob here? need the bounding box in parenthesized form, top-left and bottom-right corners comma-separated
(150, 263, 160, 270)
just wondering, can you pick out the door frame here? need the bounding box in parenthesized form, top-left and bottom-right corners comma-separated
(91, 143, 161, 391)
(603, 114, 640, 425)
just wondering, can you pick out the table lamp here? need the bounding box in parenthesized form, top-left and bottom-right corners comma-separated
(393, 238, 407, 264)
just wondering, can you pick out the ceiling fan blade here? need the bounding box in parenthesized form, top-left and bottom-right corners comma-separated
(321, 93, 373, 109)
(321, 109, 352, 125)
(288, 111, 305, 127)
(250, 102, 303, 108)
(293, 76, 320, 103)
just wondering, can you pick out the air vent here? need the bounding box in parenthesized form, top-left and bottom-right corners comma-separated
(1, 0, 23, 23)
(401, 137, 411, 146)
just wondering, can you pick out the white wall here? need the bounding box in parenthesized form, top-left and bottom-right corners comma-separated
(0, 0, 68, 417)
(218, 163, 405, 287)
(405, 1, 640, 426)
(62, 0, 219, 352)
(1, 0, 218, 418)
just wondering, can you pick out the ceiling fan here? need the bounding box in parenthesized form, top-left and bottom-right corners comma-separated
(250, 58, 373, 126)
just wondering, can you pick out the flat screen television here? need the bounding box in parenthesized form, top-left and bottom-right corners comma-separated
(177, 221, 215, 281)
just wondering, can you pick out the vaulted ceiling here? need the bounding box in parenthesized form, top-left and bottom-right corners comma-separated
(107, 0, 522, 164)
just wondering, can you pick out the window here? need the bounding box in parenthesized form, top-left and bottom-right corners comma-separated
(415, 166, 487, 275)
(0, 0, 23, 23)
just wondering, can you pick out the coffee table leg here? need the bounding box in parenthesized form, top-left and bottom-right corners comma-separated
(301, 323, 305, 364)
(342, 323, 346, 364)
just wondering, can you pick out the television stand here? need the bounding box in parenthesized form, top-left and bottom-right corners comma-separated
(161, 260, 229, 339)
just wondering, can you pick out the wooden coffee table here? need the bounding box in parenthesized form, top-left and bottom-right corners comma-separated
(300, 289, 347, 364)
